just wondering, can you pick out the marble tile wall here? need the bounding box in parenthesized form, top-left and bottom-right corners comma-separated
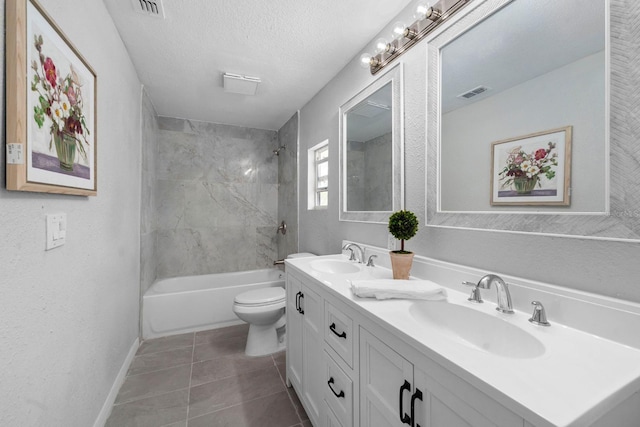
(346, 133, 392, 211)
(277, 113, 299, 259)
(140, 90, 159, 293)
(346, 141, 366, 211)
(363, 132, 392, 211)
(154, 117, 280, 278)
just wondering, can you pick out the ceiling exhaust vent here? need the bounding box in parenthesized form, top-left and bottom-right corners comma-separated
(130, 0, 165, 18)
(223, 73, 261, 96)
(457, 85, 491, 100)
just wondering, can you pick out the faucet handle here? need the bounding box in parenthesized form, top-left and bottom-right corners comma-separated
(462, 281, 483, 303)
(366, 254, 377, 267)
(528, 301, 551, 326)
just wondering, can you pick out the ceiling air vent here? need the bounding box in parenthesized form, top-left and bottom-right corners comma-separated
(130, 0, 165, 18)
(457, 85, 491, 99)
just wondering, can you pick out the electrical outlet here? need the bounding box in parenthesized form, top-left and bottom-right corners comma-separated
(387, 233, 397, 250)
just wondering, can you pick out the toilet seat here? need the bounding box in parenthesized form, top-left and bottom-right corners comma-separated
(234, 287, 285, 306)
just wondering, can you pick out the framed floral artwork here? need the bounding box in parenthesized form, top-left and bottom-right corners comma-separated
(490, 126, 572, 206)
(6, 0, 97, 196)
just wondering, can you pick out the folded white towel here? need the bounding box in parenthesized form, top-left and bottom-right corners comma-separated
(350, 279, 447, 301)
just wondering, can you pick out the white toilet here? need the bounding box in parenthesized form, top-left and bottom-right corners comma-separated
(233, 253, 315, 356)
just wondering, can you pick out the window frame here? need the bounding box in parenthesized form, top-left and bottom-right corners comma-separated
(308, 140, 329, 210)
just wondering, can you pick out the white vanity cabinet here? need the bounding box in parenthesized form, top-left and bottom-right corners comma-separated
(286, 253, 640, 427)
(286, 272, 323, 425)
(288, 268, 522, 427)
(360, 326, 523, 427)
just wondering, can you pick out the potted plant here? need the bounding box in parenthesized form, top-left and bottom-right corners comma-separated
(388, 210, 419, 279)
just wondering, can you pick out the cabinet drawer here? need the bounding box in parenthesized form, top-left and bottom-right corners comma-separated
(325, 301, 354, 367)
(324, 351, 353, 427)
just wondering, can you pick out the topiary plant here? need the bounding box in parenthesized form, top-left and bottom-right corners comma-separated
(388, 210, 419, 253)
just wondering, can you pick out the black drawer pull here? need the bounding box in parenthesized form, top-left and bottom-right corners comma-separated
(299, 293, 304, 314)
(295, 291, 301, 313)
(329, 322, 347, 339)
(327, 377, 345, 398)
(399, 379, 411, 425)
(411, 388, 423, 427)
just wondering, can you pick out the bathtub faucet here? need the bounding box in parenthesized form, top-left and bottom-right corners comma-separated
(273, 259, 285, 265)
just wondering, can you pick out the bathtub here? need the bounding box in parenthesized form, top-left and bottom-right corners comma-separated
(142, 268, 286, 339)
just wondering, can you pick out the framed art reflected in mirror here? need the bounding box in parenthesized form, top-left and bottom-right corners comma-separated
(490, 126, 572, 206)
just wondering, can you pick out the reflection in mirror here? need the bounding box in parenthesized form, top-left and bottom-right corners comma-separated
(426, 0, 640, 240)
(346, 83, 392, 211)
(440, 0, 606, 212)
(340, 64, 403, 223)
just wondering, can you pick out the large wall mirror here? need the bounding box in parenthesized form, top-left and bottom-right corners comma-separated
(426, 0, 640, 240)
(339, 64, 404, 223)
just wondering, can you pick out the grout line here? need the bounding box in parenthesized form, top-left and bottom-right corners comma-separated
(185, 332, 196, 425)
(126, 360, 193, 378)
(186, 388, 292, 421)
(190, 363, 279, 388)
(287, 387, 306, 424)
(112, 385, 191, 406)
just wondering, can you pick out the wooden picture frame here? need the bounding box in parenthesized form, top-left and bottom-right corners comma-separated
(490, 126, 572, 206)
(6, 0, 97, 196)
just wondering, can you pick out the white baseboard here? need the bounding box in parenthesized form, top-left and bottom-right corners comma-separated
(93, 338, 140, 427)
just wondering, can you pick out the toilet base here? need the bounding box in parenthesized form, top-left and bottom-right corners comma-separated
(245, 323, 285, 356)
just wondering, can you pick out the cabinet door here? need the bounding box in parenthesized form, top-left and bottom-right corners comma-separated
(326, 402, 344, 427)
(413, 368, 496, 427)
(302, 284, 323, 425)
(360, 328, 414, 427)
(286, 275, 303, 390)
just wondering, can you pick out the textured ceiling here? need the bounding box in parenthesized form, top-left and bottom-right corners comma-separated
(103, 0, 413, 130)
(441, 0, 605, 113)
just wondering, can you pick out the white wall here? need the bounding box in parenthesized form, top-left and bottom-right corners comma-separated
(0, 0, 142, 425)
(298, 3, 640, 303)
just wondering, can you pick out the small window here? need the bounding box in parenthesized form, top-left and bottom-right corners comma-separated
(308, 140, 329, 209)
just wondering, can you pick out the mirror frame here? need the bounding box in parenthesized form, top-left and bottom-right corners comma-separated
(339, 63, 404, 223)
(426, 0, 640, 241)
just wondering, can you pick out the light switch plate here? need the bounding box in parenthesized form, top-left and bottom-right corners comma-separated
(46, 213, 66, 250)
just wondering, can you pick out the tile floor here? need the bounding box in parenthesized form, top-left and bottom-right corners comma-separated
(106, 324, 311, 427)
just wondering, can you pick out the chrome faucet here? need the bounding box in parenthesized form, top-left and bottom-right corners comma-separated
(474, 274, 514, 314)
(342, 243, 365, 264)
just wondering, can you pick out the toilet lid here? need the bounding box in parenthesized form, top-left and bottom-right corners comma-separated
(234, 287, 285, 305)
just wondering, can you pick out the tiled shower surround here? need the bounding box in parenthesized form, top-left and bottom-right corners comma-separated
(277, 113, 299, 261)
(153, 116, 285, 278)
(140, 90, 160, 294)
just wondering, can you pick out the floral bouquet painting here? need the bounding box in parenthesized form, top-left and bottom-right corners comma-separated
(498, 142, 558, 195)
(490, 127, 571, 206)
(8, 0, 96, 195)
(31, 34, 90, 172)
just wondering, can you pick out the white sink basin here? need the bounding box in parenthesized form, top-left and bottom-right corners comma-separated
(409, 301, 545, 359)
(310, 259, 361, 274)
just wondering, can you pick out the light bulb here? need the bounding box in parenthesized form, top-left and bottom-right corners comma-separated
(360, 53, 373, 68)
(391, 21, 407, 40)
(374, 38, 389, 55)
(413, 2, 431, 20)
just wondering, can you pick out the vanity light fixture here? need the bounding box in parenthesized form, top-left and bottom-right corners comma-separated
(360, 0, 471, 75)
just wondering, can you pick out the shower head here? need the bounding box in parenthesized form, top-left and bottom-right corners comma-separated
(273, 145, 286, 156)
